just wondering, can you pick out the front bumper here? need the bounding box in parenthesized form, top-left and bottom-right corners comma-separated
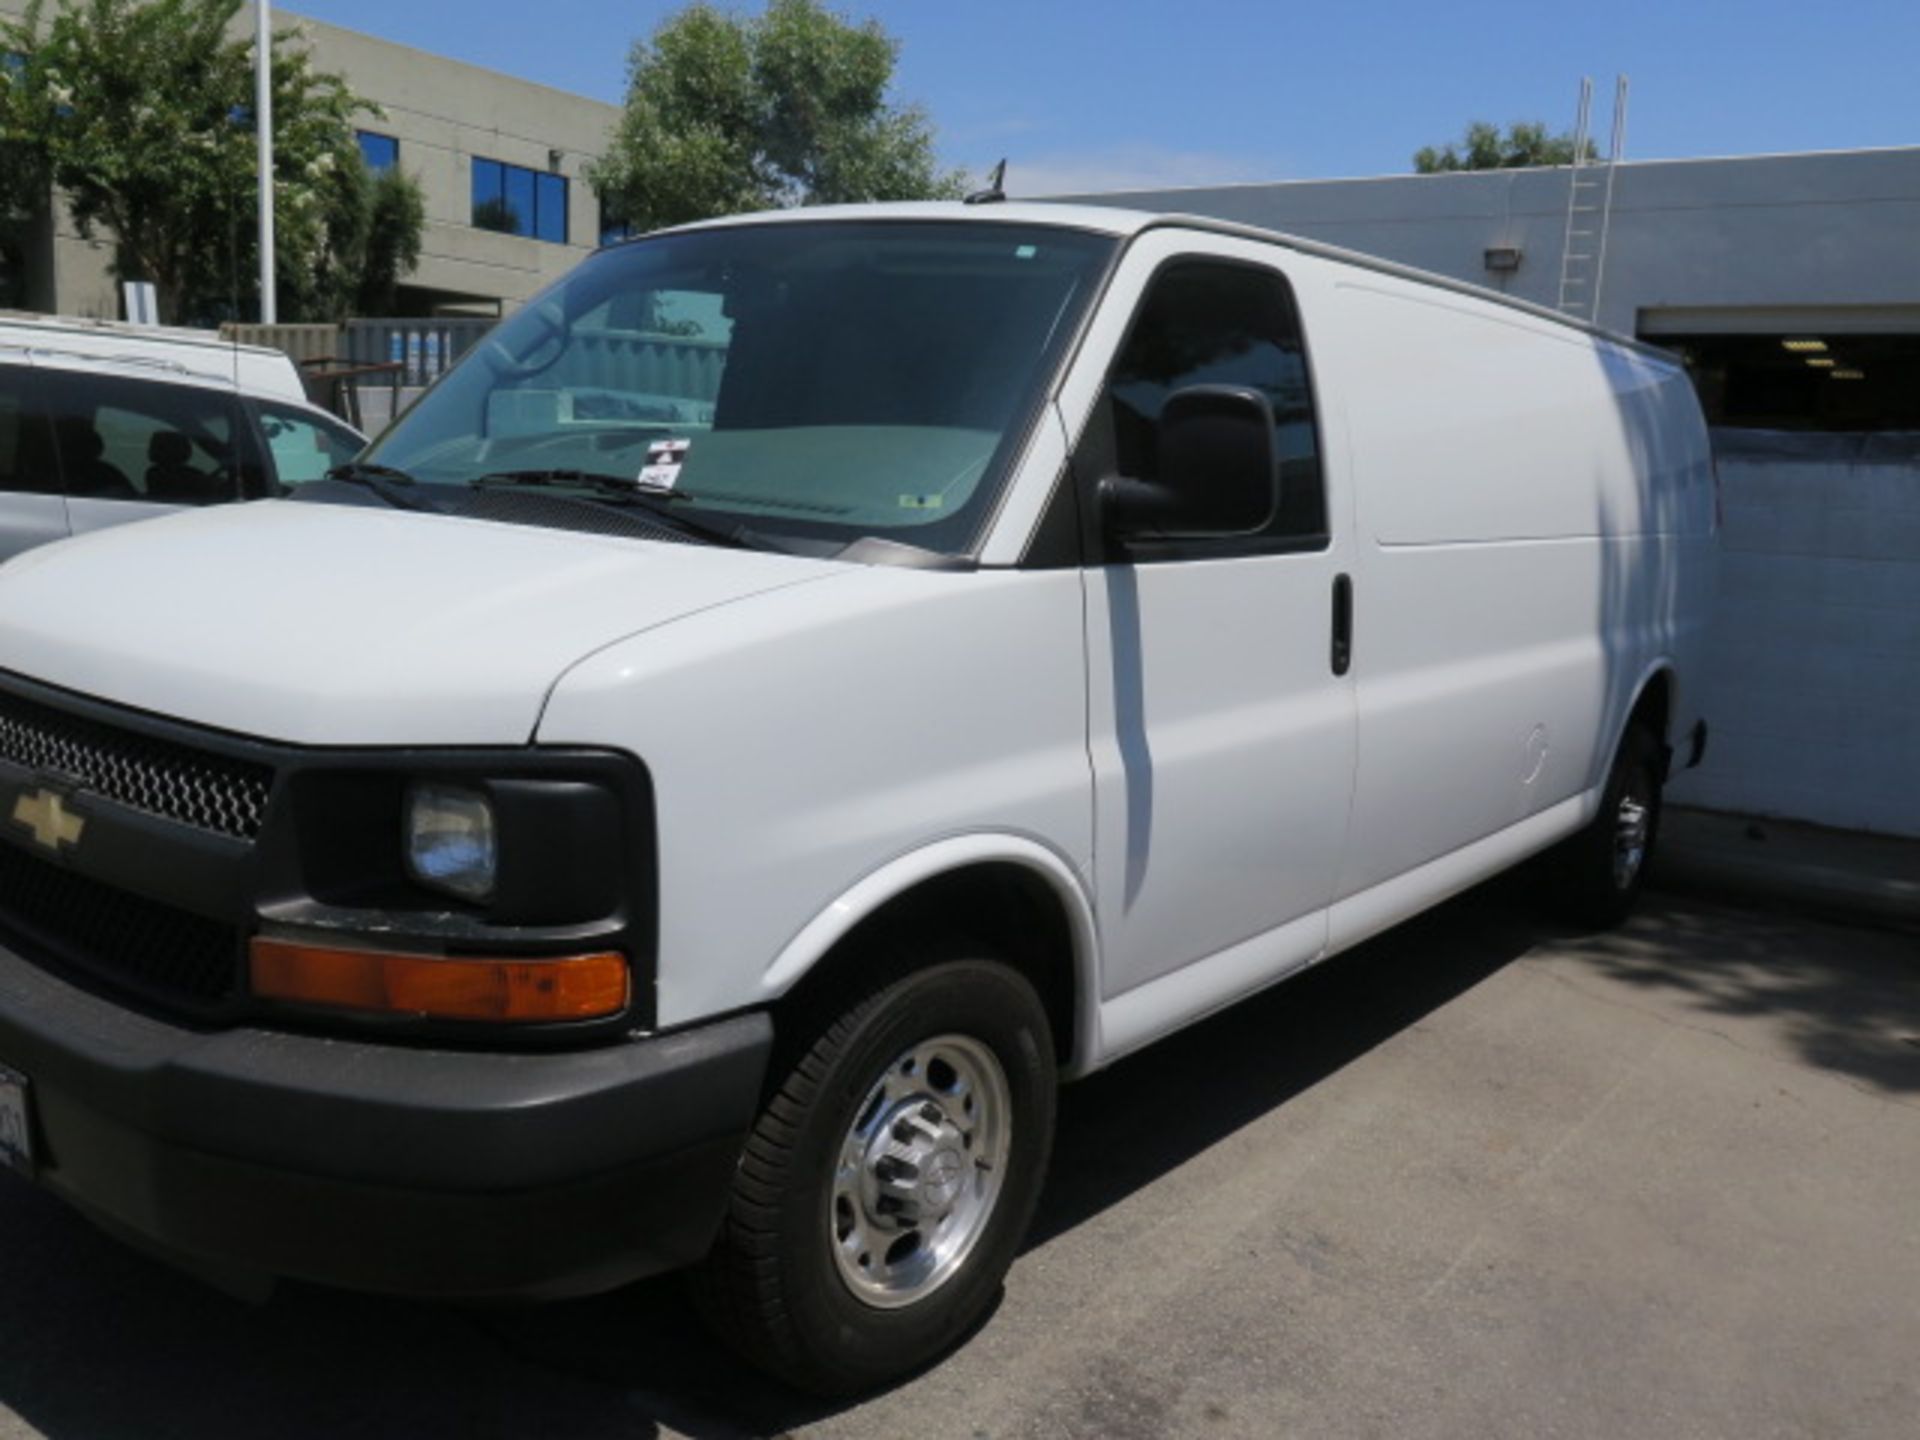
(0, 936, 770, 1300)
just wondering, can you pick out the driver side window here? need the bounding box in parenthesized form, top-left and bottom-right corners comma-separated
(1101, 259, 1327, 549)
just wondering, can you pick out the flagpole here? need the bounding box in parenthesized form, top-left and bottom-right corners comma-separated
(255, 0, 276, 323)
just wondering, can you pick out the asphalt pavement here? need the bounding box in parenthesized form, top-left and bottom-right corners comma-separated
(2, 882, 1916, 1440)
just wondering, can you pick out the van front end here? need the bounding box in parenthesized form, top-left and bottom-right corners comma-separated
(0, 670, 771, 1300)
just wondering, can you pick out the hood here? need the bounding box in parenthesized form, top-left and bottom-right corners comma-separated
(0, 500, 844, 745)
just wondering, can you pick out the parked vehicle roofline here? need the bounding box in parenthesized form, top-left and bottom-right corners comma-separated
(646, 201, 1679, 364)
(0, 309, 291, 361)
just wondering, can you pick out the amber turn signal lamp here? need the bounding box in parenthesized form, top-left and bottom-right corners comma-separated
(249, 937, 629, 1022)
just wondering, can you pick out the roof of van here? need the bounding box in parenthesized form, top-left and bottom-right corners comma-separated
(0, 310, 288, 360)
(658, 201, 1670, 361)
(0, 310, 313, 406)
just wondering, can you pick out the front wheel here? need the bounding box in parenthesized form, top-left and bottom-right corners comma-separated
(1546, 723, 1665, 929)
(693, 954, 1057, 1395)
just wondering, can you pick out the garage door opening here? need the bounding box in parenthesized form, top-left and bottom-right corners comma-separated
(1648, 332, 1920, 431)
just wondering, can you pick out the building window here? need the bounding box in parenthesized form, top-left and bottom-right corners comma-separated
(471, 156, 569, 244)
(357, 131, 399, 173)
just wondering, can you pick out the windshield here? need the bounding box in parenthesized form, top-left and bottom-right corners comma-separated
(366, 220, 1115, 556)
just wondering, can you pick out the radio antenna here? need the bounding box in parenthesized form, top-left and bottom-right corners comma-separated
(965, 159, 1008, 206)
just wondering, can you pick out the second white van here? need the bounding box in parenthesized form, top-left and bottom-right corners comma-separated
(0, 312, 364, 561)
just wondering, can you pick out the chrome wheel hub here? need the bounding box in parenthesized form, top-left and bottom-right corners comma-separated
(830, 1034, 1011, 1310)
(1613, 792, 1651, 889)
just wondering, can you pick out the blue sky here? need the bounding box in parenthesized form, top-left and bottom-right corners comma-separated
(290, 0, 1920, 195)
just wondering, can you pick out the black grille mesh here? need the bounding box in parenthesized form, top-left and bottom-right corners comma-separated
(0, 841, 241, 1004)
(0, 687, 273, 840)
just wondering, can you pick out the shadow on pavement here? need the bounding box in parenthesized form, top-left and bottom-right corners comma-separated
(6, 880, 1894, 1439)
(1578, 888, 1920, 1095)
(1030, 881, 1544, 1248)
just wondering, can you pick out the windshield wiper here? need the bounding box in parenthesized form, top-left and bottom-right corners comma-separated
(325, 461, 442, 513)
(473, 468, 694, 501)
(471, 469, 771, 550)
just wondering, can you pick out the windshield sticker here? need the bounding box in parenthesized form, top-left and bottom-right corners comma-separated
(637, 438, 693, 491)
(898, 494, 945, 510)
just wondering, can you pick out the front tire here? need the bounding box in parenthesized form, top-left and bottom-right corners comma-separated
(1547, 722, 1665, 929)
(694, 953, 1057, 1395)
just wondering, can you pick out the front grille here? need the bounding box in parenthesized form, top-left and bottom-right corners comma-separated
(0, 841, 241, 1004)
(0, 686, 273, 840)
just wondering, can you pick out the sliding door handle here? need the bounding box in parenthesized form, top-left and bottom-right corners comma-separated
(1331, 573, 1353, 677)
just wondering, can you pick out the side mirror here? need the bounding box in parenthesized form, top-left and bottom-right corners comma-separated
(1101, 385, 1279, 541)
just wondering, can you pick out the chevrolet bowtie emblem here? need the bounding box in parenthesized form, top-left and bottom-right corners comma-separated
(12, 789, 85, 853)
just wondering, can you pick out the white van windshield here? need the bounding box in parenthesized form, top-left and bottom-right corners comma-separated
(366, 221, 1114, 556)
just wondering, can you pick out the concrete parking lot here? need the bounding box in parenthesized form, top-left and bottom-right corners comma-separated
(2, 885, 1915, 1440)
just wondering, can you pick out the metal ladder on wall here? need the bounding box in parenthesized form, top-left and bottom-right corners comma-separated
(1556, 75, 1630, 323)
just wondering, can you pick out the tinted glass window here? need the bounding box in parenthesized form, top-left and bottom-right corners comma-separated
(472, 158, 509, 231)
(45, 371, 241, 506)
(472, 156, 569, 242)
(536, 173, 569, 244)
(0, 365, 59, 495)
(257, 402, 361, 487)
(358, 131, 399, 172)
(1106, 260, 1326, 544)
(366, 222, 1115, 556)
(504, 166, 536, 238)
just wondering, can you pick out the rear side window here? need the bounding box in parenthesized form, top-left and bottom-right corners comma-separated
(1102, 259, 1327, 549)
(43, 371, 243, 506)
(257, 402, 362, 487)
(0, 365, 59, 496)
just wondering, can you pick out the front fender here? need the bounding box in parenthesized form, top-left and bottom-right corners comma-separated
(760, 833, 1104, 1078)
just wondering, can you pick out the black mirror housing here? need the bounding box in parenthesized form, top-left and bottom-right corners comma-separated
(1103, 384, 1280, 541)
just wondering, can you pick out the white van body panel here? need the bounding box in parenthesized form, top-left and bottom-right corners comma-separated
(757, 831, 1106, 1063)
(1319, 274, 1714, 908)
(0, 206, 1714, 1081)
(0, 205, 1726, 1370)
(0, 501, 844, 745)
(537, 564, 1094, 1032)
(1051, 233, 1358, 1018)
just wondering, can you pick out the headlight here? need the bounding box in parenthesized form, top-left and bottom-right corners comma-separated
(404, 783, 497, 902)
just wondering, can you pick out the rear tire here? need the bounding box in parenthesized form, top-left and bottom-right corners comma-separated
(1546, 723, 1664, 929)
(692, 951, 1056, 1396)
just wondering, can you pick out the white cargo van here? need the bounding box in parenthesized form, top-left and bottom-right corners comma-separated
(0, 204, 1713, 1393)
(0, 312, 364, 561)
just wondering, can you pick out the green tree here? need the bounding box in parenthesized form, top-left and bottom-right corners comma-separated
(591, 0, 965, 236)
(283, 152, 427, 322)
(353, 165, 424, 316)
(0, 117, 47, 308)
(470, 195, 520, 235)
(0, 0, 426, 323)
(1414, 120, 1598, 173)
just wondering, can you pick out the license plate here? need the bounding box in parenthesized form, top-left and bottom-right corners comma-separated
(0, 1064, 33, 1178)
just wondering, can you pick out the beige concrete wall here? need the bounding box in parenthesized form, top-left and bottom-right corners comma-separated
(296, 14, 618, 311)
(0, 0, 619, 318)
(45, 231, 119, 320)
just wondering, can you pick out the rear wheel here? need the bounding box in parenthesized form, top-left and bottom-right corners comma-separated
(1547, 723, 1665, 928)
(693, 953, 1056, 1395)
